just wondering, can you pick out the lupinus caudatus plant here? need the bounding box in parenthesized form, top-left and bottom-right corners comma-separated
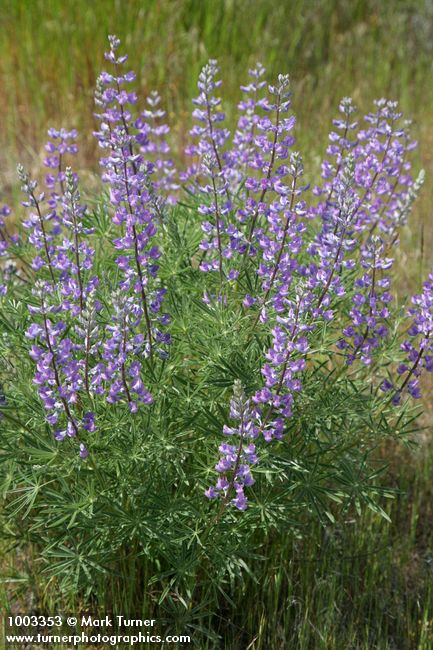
(0, 34, 431, 627)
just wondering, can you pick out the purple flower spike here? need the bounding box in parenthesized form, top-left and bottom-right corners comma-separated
(388, 269, 433, 402)
(206, 380, 259, 510)
(94, 35, 171, 362)
(44, 128, 78, 207)
(99, 291, 154, 409)
(229, 62, 267, 189)
(339, 236, 394, 365)
(0, 204, 11, 259)
(183, 59, 230, 187)
(135, 90, 179, 204)
(18, 165, 58, 285)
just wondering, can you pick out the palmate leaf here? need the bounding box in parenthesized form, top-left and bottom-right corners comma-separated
(42, 539, 110, 592)
(4, 474, 57, 519)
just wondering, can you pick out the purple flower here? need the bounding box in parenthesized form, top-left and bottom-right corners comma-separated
(79, 443, 89, 459)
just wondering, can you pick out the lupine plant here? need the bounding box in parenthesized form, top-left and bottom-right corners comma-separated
(0, 36, 430, 641)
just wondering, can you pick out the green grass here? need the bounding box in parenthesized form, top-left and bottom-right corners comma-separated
(1, 2, 433, 647)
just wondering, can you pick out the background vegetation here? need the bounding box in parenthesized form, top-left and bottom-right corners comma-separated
(0, 1, 432, 648)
